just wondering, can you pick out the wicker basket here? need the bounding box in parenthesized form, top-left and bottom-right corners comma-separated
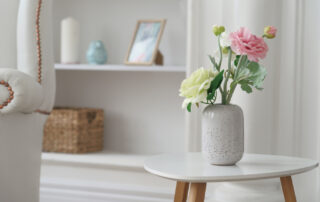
(43, 107, 104, 153)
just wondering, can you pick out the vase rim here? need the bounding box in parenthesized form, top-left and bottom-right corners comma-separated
(209, 103, 238, 106)
(203, 103, 242, 110)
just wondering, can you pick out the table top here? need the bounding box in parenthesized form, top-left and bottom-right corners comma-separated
(144, 153, 318, 182)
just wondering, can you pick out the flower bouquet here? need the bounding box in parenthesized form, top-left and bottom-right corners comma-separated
(179, 25, 277, 165)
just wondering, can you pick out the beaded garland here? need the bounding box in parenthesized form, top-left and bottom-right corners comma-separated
(36, 0, 42, 84)
(0, 80, 14, 109)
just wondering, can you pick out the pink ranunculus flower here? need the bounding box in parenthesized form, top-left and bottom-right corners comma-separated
(229, 27, 268, 62)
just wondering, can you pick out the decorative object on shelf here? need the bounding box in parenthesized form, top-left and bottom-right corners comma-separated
(61, 17, 80, 64)
(43, 107, 104, 153)
(179, 25, 277, 165)
(86, 40, 107, 65)
(125, 19, 166, 66)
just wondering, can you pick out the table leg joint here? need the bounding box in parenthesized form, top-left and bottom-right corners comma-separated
(174, 181, 189, 202)
(188, 183, 206, 202)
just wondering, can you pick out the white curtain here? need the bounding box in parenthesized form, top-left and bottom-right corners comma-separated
(187, 0, 320, 201)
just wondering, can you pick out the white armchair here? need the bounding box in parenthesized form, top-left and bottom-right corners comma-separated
(0, 0, 55, 201)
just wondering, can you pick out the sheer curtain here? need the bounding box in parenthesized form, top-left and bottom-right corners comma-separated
(186, 0, 320, 201)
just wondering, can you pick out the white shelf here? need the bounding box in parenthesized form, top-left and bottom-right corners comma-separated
(55, 64, 186, 73)
(42, 151, 152, 171)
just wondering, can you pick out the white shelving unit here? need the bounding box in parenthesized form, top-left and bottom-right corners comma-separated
(42, 151, 150, 170)
(48, 0, 187, 158)
(55, 64, 186, 73)
(41, 1, 188, 200)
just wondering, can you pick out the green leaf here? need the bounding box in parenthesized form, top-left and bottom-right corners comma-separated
(235, 61, 267, 93)
(207, 92, 215, 100)
(246, 62, 267, 89)
(234, 55, 241, 66)
(208, 70, 224, 92)
(207, 70, 224, 101)
(234, 55, 249, 80)
(187, 103, 192, 112)
(239, 81, 253, 93)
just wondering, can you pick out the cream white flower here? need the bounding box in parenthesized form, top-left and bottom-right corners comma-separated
(179, 67, 218, 108)
(220, 32, 231, 47)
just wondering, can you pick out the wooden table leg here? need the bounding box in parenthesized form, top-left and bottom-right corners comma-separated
(174, 181, 189, 202)
(280, 176, 297, 202)
(188, 183, 206, 202)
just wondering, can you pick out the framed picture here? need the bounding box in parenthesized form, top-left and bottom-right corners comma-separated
(125, 19, 166, 65)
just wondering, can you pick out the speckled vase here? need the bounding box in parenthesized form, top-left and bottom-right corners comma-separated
(202, 104, 244, 165)
(86, 40, 107, 65)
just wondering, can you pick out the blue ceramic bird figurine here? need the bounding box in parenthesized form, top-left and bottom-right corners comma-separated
(86, 40, 107, 65)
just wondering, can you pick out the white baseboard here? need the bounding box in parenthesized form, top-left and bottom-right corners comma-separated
(40, 178, 173, 202)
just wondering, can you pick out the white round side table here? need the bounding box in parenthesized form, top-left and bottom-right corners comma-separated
(144, 153, 318, 202)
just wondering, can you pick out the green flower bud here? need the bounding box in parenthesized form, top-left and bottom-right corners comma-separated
(222, 47, 229, 54)
(213, 25, 225, 36)
(219, 26, 225, 34)
(263, 26, 277, 39)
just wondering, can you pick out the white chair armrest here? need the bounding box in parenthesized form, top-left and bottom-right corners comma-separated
(0, 68, 43, 114)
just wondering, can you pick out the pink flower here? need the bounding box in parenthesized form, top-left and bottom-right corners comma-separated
(229, 27, 268, 62)
(264, 26, 277, 39)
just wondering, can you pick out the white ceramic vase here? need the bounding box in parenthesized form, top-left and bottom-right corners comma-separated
(202, 104, 244, 165)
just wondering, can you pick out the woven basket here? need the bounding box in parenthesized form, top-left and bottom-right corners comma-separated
(43, 107, 104, 153)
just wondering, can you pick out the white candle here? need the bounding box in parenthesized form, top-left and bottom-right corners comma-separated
(61, 17, 80, 64)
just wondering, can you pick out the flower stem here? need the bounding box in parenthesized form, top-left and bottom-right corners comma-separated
(226, 83, 237, 104)
(222, 48, 232, 104)
(218, 35, 223, 69)
(234, 55, 247, 80)
(216, 35, 225, 98)
(226, 55, 247, 104)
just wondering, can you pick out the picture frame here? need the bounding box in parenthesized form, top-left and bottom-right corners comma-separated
(125, 19, 166, 65)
